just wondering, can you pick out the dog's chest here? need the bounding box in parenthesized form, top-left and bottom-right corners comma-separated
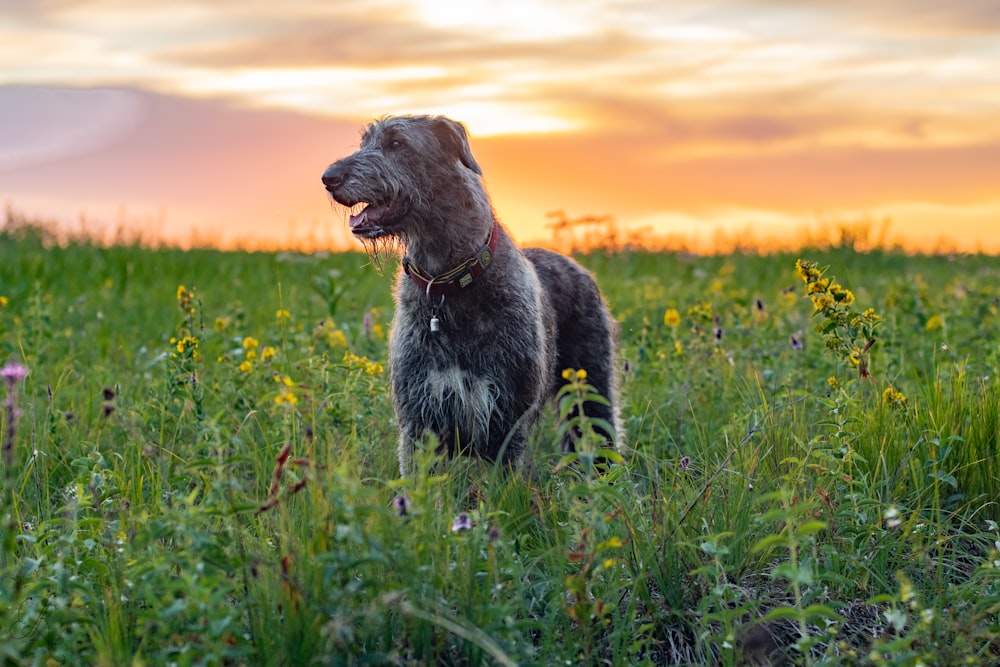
(421, 365, 498, 439)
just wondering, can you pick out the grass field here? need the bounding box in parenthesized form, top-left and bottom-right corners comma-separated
(2, 219, 999, 666)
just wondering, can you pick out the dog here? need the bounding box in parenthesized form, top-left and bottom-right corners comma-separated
(322, 115, 621, 474)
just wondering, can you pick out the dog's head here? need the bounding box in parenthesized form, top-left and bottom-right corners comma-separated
(321, 115, 482, 241)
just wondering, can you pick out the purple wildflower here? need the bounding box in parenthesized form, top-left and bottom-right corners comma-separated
(392, 493, 411, 517)
(2, 361, 28, 468)
(754, 298, 765, 312)
(1, 362, 28, 388)
(790, 335, 804, 350)
(451, 512, 472, 532)
(486, 524, 501, 543)
(363, 310, 373, 336)
(679, 455, 691, 471)
(713, 327, 723, 341)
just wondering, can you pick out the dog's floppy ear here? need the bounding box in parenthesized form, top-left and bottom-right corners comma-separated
(431, 117, 482, 175)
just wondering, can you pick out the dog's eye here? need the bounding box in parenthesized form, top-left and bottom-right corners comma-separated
(387, 139, 403, 149)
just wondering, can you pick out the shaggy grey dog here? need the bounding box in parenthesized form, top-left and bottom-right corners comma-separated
(322, 115, 621, 474)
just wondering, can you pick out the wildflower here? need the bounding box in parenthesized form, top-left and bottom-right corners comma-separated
(883, 386, 907, 407)
(678, 455, 690, 471)
(673, 340, 683, 356)
(687, 302, 712, 320)
(663, 308, 681, 327)
(213, 317, 230, 332)
(261, 345, 277, 362)
(811, 294, 835, 311)
(2, 361, 28, 467)
(1, 362, 28, 388)
(274, 392, 298, 405)
(713, 327, 723, 341)
(0, 296, 8, 307)
(239, 360, 253, 373)
(827, 376, 839, 390)
(794, 259, 822, 282)
(174, 335, 199, 356)
(274, 374, 294, 387)
(314, 319, 348, 348)
(451, 513, 472, 532)
(243, 336, 260, 360)
(807, 278, 830, 295)
(393, 494, 412, 517)
(848, 348, 861, 367)
(176, 285, 194, 313)
(276, 308, 291, 322)
(925, 315, 944, 331)
(486, 524, 501, 543)
(790, 335, 803, 350)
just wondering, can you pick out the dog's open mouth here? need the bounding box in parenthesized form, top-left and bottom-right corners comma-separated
(348, 201, 406, 239)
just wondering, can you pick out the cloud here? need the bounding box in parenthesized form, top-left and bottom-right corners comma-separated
(0, 87, 147, 170)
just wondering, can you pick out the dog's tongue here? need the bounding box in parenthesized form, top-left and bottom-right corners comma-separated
(349, 203, 384, 232)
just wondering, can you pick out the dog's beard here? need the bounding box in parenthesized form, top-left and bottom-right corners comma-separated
(331, 200, 404, 274)
(359, 234, 403, 274)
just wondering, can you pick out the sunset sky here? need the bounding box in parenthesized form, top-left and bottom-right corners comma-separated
(2, 0, 999, 252)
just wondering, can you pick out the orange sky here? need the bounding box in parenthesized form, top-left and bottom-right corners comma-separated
(2, 1, 1000, 253)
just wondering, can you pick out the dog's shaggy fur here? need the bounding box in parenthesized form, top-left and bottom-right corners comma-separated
(322, 115, 621, 474)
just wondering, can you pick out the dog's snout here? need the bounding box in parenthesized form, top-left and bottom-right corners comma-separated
(321, 163, 347, 191)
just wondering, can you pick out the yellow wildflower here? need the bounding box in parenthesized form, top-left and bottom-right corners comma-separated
(0, 296, 9, 307)
(925, 315, 944, 331)
(811, 294, 835, 311)
(314, 319, 348, 348)
(795, 259, 822, 282)
(561, 368, 574, 380)
(274, 392, 298, 405)
(883, 386, 907, 407)
(827, 376, 839, 389)
(276, 309, 291, 322)
(239, 360, 253, 373)
(213, 317, 230, 332)
(243, 336, 259, 360)
(273, 374, 294, 387)
(576, 369, 587, 381)
(673, 340, 684, 356)
(261, 345, 276, 361)
(807, 279, 830, 295)
(847, 348, 861, 367)
(176, 285, 194, 313)
(863, 308, 880, 321)
(663, 308, 681, 327)
(174, 336, 199, 355)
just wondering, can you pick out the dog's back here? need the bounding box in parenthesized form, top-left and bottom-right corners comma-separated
(524, 248, 622, 449)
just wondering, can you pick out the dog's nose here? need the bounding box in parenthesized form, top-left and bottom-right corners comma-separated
(321, 163, 347, 190)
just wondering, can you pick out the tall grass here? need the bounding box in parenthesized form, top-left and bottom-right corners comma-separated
(2, 221, 999, 665)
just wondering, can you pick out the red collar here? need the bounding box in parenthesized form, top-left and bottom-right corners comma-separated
(402, 221, 499, 297)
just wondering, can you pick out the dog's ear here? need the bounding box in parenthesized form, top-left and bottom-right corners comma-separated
(431, 117, 482, 176)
